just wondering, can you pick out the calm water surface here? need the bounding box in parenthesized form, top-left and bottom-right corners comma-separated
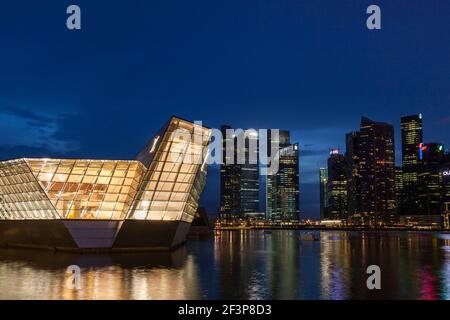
(1, 230, 450, 300)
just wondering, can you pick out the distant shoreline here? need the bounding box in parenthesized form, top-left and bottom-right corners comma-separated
(215, 226, 449, 232)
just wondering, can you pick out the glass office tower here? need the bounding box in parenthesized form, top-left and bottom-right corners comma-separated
(359, 117, 396, 225)
(319, 168, 328, 221)
(266, 130, 300, 221)
(401, 114, 423, 215)
(326, 150, 347, 221)
(219, 125, 259, 219)
(345, 131, 361, 222)
(0, 116, 211, 251)
(395, 166, 404, 215)
(442, 154, 450, 230)
(417, 143, 444, 216)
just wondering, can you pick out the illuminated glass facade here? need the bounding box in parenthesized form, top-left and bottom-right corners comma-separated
(401, 114, 423, 215)
(358, 117, 396, 225)
(266, 142, 300, 221)
(345, 131, 361, 221)
(219, 125, 259, 219)
(0, 117, 211, 224)
(417, 143, 444, 216)
(0, 159, 60, 220)
(395, 166, 404, 215)
(33, 159, 144, 220)
(443, 156, 450, 229)
(319, 168, 328, 221)
(129, 119, 211, 222)
(326, 151, 347, 220)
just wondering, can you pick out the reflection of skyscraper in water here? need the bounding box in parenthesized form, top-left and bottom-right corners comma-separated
(264, 231, 299, 299)
(440, 237, 450, 299)
(213, 230, 299, 299)
(319, 232, 351, 299)
(213, 231, 266, 299)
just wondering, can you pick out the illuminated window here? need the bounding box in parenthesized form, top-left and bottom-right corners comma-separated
(0, 117, 211, 223)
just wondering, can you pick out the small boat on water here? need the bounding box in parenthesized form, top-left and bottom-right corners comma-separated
(299, 232, 319, 241)
(264, 230, 273, 235)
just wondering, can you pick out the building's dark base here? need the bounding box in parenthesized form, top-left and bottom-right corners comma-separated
(0, 219, 191, 252)
(0, 243, 187, 253)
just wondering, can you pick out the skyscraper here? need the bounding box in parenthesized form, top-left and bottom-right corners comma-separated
(319, 168, 329, 221)
(266, 130, 291, 151)
(326, 149, 347, 220)
(345, 131, 361, 222)
(401, 114, 423, 215)
(266, 130, 300, 221)
(442, 152, 450, 229)
(219, 125, 259, 219)
(417, 143, 445, 216)
(359, 117, 396, 225)
(395, 166, 404, 215)
(219, 125, 240, 218)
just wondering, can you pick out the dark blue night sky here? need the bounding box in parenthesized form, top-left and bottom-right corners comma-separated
(1, 1, 449, 219)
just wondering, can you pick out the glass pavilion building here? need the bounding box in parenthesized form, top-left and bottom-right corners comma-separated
(0, 116, 211, 251)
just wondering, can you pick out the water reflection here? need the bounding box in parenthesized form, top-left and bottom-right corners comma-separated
(319, 231, 351, 299)
(0, 230, 450, 299)
(213, 230, 299, 299)
(0, 246, 200, 299)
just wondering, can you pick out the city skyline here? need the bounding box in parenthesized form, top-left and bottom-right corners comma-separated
(1, 111, 449, 220)
(1, 1, 450, 220)
(321, 113, 450, 227)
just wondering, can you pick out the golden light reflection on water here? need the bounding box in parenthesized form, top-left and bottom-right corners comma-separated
(0, 247, 202, 300)
(319, 231, 352, 300)
(1, 231, 450, 300)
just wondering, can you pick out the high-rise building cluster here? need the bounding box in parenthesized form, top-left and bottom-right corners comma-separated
(321, 115, 450, 228)
(220, 126, 300, 221)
